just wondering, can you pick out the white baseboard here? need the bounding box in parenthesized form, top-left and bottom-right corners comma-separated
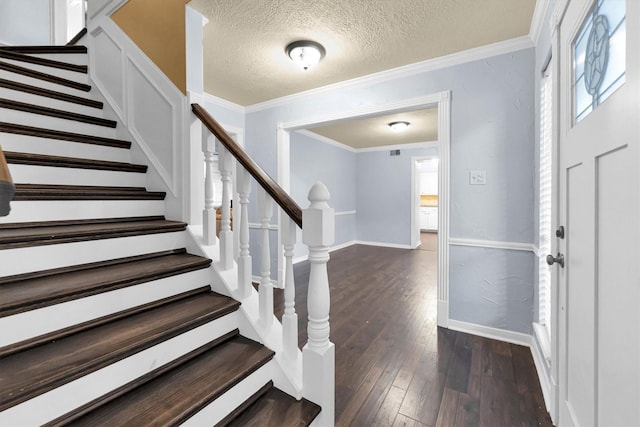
(531, 324, 553, 413)
(447, 319, 531, 347)
(354, 240, 412, 249)
(437, 300, 449, 327)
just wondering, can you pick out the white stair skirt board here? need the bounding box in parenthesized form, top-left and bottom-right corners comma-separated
(183, 360, 276, 426)
(0, 109, 118, 139)
(0, 70, 92, 98)
(0, 137, 132, 164)
(0, 231, 188, 277)
(0, 199, 166, 224)
(0, 87, 105, 117)
(0, 268, 213, 348)
(9, 164, 147, 187)
(0, 313, 240, 426)
(0, 57, 90, 84)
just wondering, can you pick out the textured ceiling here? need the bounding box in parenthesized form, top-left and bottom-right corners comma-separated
(307, 108, 438, 149)
(188, 0, 536, 149)
(188, 0, 536, 106)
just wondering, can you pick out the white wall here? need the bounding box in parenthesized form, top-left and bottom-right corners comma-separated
(0, 0, 52, 45)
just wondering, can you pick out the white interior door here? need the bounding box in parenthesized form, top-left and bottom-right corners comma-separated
(555, 0, 639, 426)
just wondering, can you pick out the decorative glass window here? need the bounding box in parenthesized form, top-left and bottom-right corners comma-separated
(573, 0, 626, 123)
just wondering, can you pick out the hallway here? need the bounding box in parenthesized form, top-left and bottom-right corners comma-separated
(283, 243, 552, 426)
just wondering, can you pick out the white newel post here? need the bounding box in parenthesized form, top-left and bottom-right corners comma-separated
(258, 187, 274, 327)
(237, 167, 252, 298)
(282, 215, 298, 361)
(302, 182, 335, 426)
(218, 145, 233, 270)
(202, 127, 221, 246)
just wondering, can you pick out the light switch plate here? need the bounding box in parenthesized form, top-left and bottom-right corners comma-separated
(469, 170, 486, 185)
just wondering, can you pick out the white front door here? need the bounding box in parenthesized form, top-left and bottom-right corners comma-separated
(555, 0, 639, 426)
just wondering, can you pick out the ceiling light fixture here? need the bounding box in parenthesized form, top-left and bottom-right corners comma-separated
(285, 40, 325, 70)
(388, 121, 410, 132)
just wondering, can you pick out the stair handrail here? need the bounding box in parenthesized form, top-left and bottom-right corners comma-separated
(191, 103, 302, 228)
(191, 103, 335, 425)
(0, 145, 15, 217)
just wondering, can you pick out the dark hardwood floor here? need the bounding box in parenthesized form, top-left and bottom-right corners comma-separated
(275, 238, 553, 426)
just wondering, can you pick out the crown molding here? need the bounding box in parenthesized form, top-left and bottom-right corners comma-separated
(295, 130, 357, 153)
(357, 141, 438, 153)
(246, 36, 534, 113)
(202, 91, 246, 114)
(529, 0, 551, 44)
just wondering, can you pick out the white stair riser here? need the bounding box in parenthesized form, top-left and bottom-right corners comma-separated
(0, 135, 131, 164)
(0, 68, 91, 98)
(0, 109, 118, 139)
(0, 86, 105, 116)
(9, 164, 147, 187)
(0, 268, 213, 347)
(184, 361, 276, 426)
(0, 312, 240, 426)
(18, 53, 88, 66)
(0, 231, 188, 277)
(0, 57, 90, 84)
(0, 199, 165, 224)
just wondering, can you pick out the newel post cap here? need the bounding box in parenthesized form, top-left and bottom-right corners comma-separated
(303, 182, 335, 247)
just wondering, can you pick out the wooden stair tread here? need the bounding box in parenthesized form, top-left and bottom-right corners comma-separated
(0, 286, 212, 359)
(0, 98, 116, 128)
(0, 291, 240, 411)
(0, 78, 102, 108)
(5, 151, 147, 173)
(0, 249, 212, 317)
(0, 216, 183, 249)
(0, 61, 90, 92)
(60, 335, 275, 426)
(0, 122, 130, 148)
(0, 45, 87, 54)
(13, 184, 166, 201)
(0, 50, 87, 73)
(225, 386, 321, 427)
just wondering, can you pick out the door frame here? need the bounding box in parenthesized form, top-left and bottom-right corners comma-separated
(276, 91, 452, 327)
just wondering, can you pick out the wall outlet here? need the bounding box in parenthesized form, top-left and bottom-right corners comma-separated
(469, 170, 486, 185)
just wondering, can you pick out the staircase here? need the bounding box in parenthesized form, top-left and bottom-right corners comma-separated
(0, 42, 320, 425)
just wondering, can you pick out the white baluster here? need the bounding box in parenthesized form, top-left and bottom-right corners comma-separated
(302, 182, 335, 426)
(202, 128, 220, 246)
(258, 187, 274, 327)
(282, 214, 298, 361)
(237, 167, 252, 298)
(218, 145, 233, 270)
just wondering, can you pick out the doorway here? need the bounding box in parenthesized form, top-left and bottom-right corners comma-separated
(412, 156, 439, 250)
(277, 91, 451, 327)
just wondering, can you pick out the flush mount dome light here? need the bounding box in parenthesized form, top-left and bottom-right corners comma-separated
(286, 40, 325, 70)
(388, 121, 410, 132)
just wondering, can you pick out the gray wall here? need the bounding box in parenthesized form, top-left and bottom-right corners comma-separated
(244, 47, 536, 334)
(356, 146, 437, 245)
(0, 0, 51, 45)
(290, 131, 356, 256)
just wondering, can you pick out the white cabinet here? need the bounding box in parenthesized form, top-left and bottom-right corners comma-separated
(419, 207, 428, 229)
(420, 207, 438, 231)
